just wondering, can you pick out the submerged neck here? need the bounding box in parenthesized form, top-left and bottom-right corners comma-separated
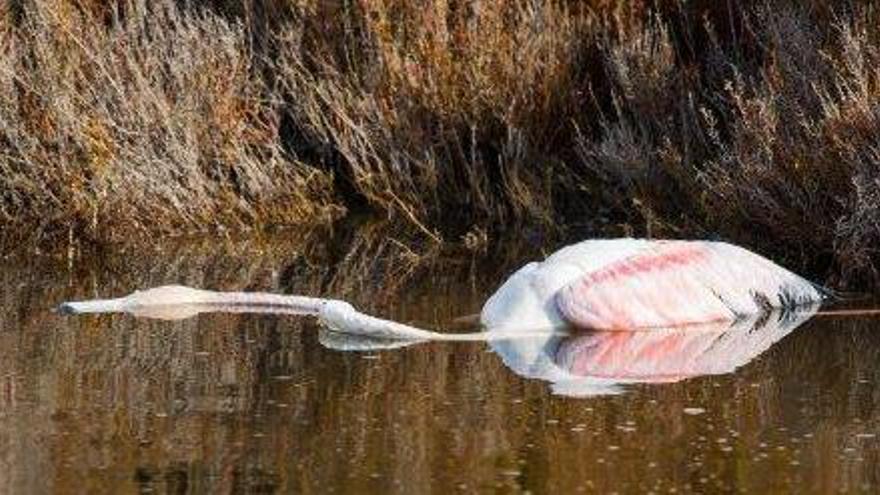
(58, 285, 326, 319)
(58, 285, 562, 342)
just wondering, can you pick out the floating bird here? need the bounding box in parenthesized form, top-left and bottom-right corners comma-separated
(480, 239, 823, 331)
(58, 239, 825, 338)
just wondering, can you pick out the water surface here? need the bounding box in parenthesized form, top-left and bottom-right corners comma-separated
(1, 231, 879, 493)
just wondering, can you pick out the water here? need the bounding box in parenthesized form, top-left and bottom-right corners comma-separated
(2, 230, 880, 493)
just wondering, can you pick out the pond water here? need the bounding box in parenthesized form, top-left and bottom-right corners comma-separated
(1, 228, 879, 493)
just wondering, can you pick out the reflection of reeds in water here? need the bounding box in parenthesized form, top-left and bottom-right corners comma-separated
(1, 227, 880, 492)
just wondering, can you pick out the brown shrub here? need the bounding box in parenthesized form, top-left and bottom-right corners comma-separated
(704, 7, 880, 285)
(0, 0, 338, 245)
(1, 0, 880, 289)
(273, 0, 599, 234)
(574, 3, 880, 287)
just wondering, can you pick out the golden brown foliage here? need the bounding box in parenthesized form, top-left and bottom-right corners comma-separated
(1, 0, 879, 287)
(577, 3, 880, 286)
(0, 0, 337, 244)
(274, 0, 596, 229)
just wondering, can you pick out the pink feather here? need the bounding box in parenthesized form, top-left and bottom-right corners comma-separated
(555, 241, 822, 330)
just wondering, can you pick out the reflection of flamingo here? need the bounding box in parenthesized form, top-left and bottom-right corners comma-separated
(59, 239, 824, 339)
(488, 307, 817, 396)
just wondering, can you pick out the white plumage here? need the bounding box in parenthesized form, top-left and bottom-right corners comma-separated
(481, 239, 823, 331)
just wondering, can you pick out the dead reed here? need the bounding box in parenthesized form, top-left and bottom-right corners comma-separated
(1, 0, 878, 288)
(0, 0, 337, 245)
(576, 2, 880, 286)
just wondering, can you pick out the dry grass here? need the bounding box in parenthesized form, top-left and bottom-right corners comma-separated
(576, 2, 880, 287)
(706, 7, 880, 287)
(0, 0, 337, 245)
(1, 0, 879, 288)
(273, 0, 598, 232)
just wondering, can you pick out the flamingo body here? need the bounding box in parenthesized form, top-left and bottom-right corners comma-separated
(481, 239, 822, 331)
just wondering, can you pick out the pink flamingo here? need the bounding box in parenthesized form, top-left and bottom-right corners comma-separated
(59, 239, 825, 339)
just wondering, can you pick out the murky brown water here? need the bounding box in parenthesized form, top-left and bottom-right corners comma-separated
(2, 228, 879, 493)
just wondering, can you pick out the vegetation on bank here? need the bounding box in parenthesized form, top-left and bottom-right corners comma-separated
(0, 0, 878, 288)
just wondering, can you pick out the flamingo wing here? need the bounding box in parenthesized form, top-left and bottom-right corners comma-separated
(555, 241, 823, 330)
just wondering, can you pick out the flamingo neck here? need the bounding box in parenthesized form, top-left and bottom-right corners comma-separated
(317, 300, 563, 342)
(58, 286, 326, 319)
(58, 285, 562, 342)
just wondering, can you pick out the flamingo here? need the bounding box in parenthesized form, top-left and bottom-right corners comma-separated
(58, 238, 826, 339)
